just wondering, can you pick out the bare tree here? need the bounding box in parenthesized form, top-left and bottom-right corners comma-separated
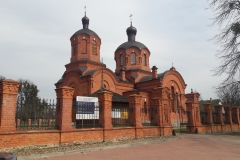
(209, 0, 240, 81)
(215, 79, 240, 106)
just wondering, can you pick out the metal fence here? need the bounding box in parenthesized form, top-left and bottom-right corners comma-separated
(212, 112, 219, 124)
(140, 106, 157, 126)
(200, 111, 208, 124)
(112, 102, 133, 127)
(232, 112, 237, 124)
(222, 113, 229, 124)
(72, 101, 101, 128)
(16, 99, 57, 130)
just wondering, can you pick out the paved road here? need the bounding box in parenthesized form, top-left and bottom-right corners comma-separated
(21, 134, 240, 160)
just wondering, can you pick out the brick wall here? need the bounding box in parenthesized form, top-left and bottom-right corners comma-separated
(1, 80, 240, 149)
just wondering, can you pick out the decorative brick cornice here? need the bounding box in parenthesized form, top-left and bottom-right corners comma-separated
(223, 106, 231, 111)
(151, 87, 170, 100)
(55, 86, 74, 99)
(203, 103, 212, 110)
(0, 79, 20, 95)
(214, 105, 222, 111)
(185, 93, 199, 103)
(97, 91, 113, 101)
(128, 94, 142, 104)
(151, 98, 161, 106)
(151, 87, 162, 98)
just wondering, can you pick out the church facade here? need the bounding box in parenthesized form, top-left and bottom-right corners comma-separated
(55, 13, 188, 126)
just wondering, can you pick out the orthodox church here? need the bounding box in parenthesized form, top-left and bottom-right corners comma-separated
(55, 12, 188, 126)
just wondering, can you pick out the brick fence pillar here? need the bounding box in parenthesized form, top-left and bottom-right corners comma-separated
(55, 86, 74, 131)
(185, 92, 201, 132)
(0, 79, 20, 133)
(232, 107, 239, 124)
(151, 98, 161, 126)
(214, 105, 224, 124)
(203, 103, 213, 124)
(224, 106, 232, 124)
(185, 102, 195, 126)
(151, 87, 172, 135)
(129, 94, 143, 138)
(98, 91, 113, 130)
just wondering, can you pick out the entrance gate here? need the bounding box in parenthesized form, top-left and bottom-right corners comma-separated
(179, 107, 190, 133)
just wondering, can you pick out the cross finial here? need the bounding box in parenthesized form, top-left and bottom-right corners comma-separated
(84, 6, 86, 16)
(130, 14, 133, 25)
(172, 63, 173, 67)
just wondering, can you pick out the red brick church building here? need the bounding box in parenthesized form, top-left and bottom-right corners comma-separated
(55, 13, 188, 126)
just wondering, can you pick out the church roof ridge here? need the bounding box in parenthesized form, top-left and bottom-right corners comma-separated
(115, 41, 149, 52)
(72, 28, 99, 38)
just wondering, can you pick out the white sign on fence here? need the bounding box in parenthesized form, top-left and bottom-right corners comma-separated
(76, 96, 99, 120)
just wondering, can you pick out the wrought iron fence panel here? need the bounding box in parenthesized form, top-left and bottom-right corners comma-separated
(200, 111, 208, 124)
(186, 111, 190, 125)
(140, 106, 157, 126)
(16, 100, 57, 130)
(179, 108, 190, 125)
(112, 103, 133, 127)
(222, 113, 228, 124)
(72, 101, 100, 129)
(179, 109, 190, 133)
(232, 112, 237, 124)
(212, 112, 219, 124)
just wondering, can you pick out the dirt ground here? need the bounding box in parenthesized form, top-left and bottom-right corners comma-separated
(20, 133, 240, 160)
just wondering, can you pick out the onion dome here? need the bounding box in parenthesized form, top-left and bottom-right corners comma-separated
(115, 22, 149, 52)
(82, 15, 89, 29)
(71, 14, 99, 38)
(126, 23, 137, 39)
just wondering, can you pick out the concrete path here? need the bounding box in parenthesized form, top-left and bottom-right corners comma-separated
(20, 134, 240, 160)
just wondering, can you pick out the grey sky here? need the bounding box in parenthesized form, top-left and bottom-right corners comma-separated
(0, 0, 224, 100)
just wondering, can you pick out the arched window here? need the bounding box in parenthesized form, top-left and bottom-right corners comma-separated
(143, 54, 147, 66)
(120, 54, 124, 66)
(92, 40, 97, 55)
(131, 52, 136, 65)
(81, 39, 87, 54)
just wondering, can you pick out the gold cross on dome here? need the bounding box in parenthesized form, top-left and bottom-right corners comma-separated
(84, 6, 86, 15)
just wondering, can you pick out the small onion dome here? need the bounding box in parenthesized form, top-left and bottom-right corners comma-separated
(126, 23, 137, 36)
(71, 14, 99, 38)
(82, 15, 89, 29)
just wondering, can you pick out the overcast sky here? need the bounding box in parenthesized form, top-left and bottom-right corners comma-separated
(0, 0, 224, 100)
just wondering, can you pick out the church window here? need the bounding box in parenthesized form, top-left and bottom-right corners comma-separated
(131, 52, 136, 65)
(92, 40, 97, 55)
(120, 54, 124, 66)
(81, 39, 87, 54)
(73, 46, 77, 55)
(143, 54, 147, 66)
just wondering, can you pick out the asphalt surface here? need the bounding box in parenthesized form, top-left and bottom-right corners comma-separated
(19, 133, 240, 160)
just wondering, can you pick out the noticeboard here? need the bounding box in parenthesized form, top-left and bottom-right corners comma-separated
(75, 96, 99, 120)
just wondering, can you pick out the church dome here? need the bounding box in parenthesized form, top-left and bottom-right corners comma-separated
(82, 15, 89, 25)
(115, 23, 149, 52)
(126, 24, 137, 36)
(71, 14, 99, 38)
(115, 41, 148, 52)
